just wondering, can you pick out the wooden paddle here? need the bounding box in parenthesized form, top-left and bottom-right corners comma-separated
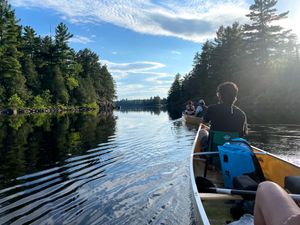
(209, 187, 300, 201)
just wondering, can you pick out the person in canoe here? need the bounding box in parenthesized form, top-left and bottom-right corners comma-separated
(204, 81, 248, 136)
(194, 99, 207, 118)
(199, 82, 248, 150)
(185, 100, 195, 115)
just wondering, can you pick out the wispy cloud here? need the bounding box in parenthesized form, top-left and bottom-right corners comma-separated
(11, 0, 249, 42)
(70, 35, 94, 44)
(102, 60, 165, 74)
(103, 60, 173, 99)
(171, 50, 182, 55)
(116, 82, 171, 100)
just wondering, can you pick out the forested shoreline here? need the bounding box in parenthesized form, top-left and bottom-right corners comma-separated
(167, 0, 300, 123)
(116, 96, 167, 109)
(0, 0, 115, 114)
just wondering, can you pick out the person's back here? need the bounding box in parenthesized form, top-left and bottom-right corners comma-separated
(204, 103, 246, 135)
(195, 99, 207, 117)
(203, 82, 248, 136)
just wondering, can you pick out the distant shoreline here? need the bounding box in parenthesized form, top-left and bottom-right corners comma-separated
(0, 104, 117, 116)
(0, 107, 96, 115)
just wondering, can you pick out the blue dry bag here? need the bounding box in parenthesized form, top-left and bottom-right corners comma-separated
(218, 138, 256, 188)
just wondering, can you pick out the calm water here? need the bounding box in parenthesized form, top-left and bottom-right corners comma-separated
(0, 111, 299, 225)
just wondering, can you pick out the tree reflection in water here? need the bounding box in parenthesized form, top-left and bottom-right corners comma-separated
(0, 112, 116, 190)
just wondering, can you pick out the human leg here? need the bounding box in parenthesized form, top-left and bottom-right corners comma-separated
(254, 181, 300, 225)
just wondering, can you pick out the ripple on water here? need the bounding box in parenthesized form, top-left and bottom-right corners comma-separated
(0, 111, 197, 225)
(1, 112, 297, 225)
(0, 144, 121, 225)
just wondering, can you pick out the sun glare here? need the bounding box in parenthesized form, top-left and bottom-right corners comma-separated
(293, 16, 300, 41)
(288, 2, 300, 41)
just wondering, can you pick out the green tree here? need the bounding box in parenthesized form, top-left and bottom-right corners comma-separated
(244, 0, 292, 66)
(7, 93, 25, 108)
(54, 22, 73, 66)
(73, 77, 97, 105)
(212, 23, 245, 82)
(51, 65, 69, 104)
(0, 1, 29, 102)
(0, 2, 116, 109)
(76, 49, 116, 105)
(167, 74, 182, 110)
(20, 26, 41, 95)
(99, 65, 116, 101)
(182, 41, 214, 103)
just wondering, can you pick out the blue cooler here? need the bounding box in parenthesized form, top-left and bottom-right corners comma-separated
(218, 142, 255, 188)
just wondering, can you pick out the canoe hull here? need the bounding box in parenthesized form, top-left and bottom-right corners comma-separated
(191, 124, 300, 224)
(184, 114, 202, 126)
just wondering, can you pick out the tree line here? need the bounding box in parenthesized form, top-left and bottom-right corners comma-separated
(116, 96, 166, 108)
(167, 0, 300, 123)
(0, 0, 116, 111)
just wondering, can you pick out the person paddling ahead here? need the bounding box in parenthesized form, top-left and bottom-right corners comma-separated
(203, 81, 248, 137)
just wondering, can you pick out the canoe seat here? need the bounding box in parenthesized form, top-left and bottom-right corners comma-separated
(203, 131, 239, 175)
(208, 131, 239, 152)
(285, 176, 300, 194)
(233, 175, 258, 191)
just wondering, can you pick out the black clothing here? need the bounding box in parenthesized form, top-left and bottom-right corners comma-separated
(203, 103, 247, 136)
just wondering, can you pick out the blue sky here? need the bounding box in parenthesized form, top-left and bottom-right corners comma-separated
(10, 0, 300, 100)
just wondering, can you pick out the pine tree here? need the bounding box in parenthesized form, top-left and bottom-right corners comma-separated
(54, 23, 73, 67)
(244, 0, 291, 65)
(0, 1, 116, 109)
(50, 65, 69, 104)
(99, 65, 116, 101)
(22, 26, 37, 58)
(167, 74, 182, 110)
(21, 26, 40, 95)
(0, 1, 29, 102)
(183, 41, 214, 102)
(76, 49, 103, 104)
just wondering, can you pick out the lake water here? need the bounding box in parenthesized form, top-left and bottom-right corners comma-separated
(0, 110, 299, 225)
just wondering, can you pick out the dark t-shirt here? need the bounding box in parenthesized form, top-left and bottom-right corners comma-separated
(203, 103, 248, 136)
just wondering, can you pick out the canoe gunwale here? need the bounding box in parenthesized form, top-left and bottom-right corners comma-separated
(251, 146, 300, 169)
(190, 125, 210, 225)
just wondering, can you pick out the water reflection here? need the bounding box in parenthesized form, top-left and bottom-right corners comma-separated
(248, 124, 300, 165)
(1, 111, 298, 225)
(167, 110, 182, 120)
(0, 110, 197, 225)
(0, 113, 116, 190)
(118, 107, 166, 116)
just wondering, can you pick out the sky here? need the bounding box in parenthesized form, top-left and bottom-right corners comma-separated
(9, 0, 300, 100)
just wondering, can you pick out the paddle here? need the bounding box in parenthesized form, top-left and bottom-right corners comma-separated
(196, 176, 300, 201)
(209, 187, 300, 201)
